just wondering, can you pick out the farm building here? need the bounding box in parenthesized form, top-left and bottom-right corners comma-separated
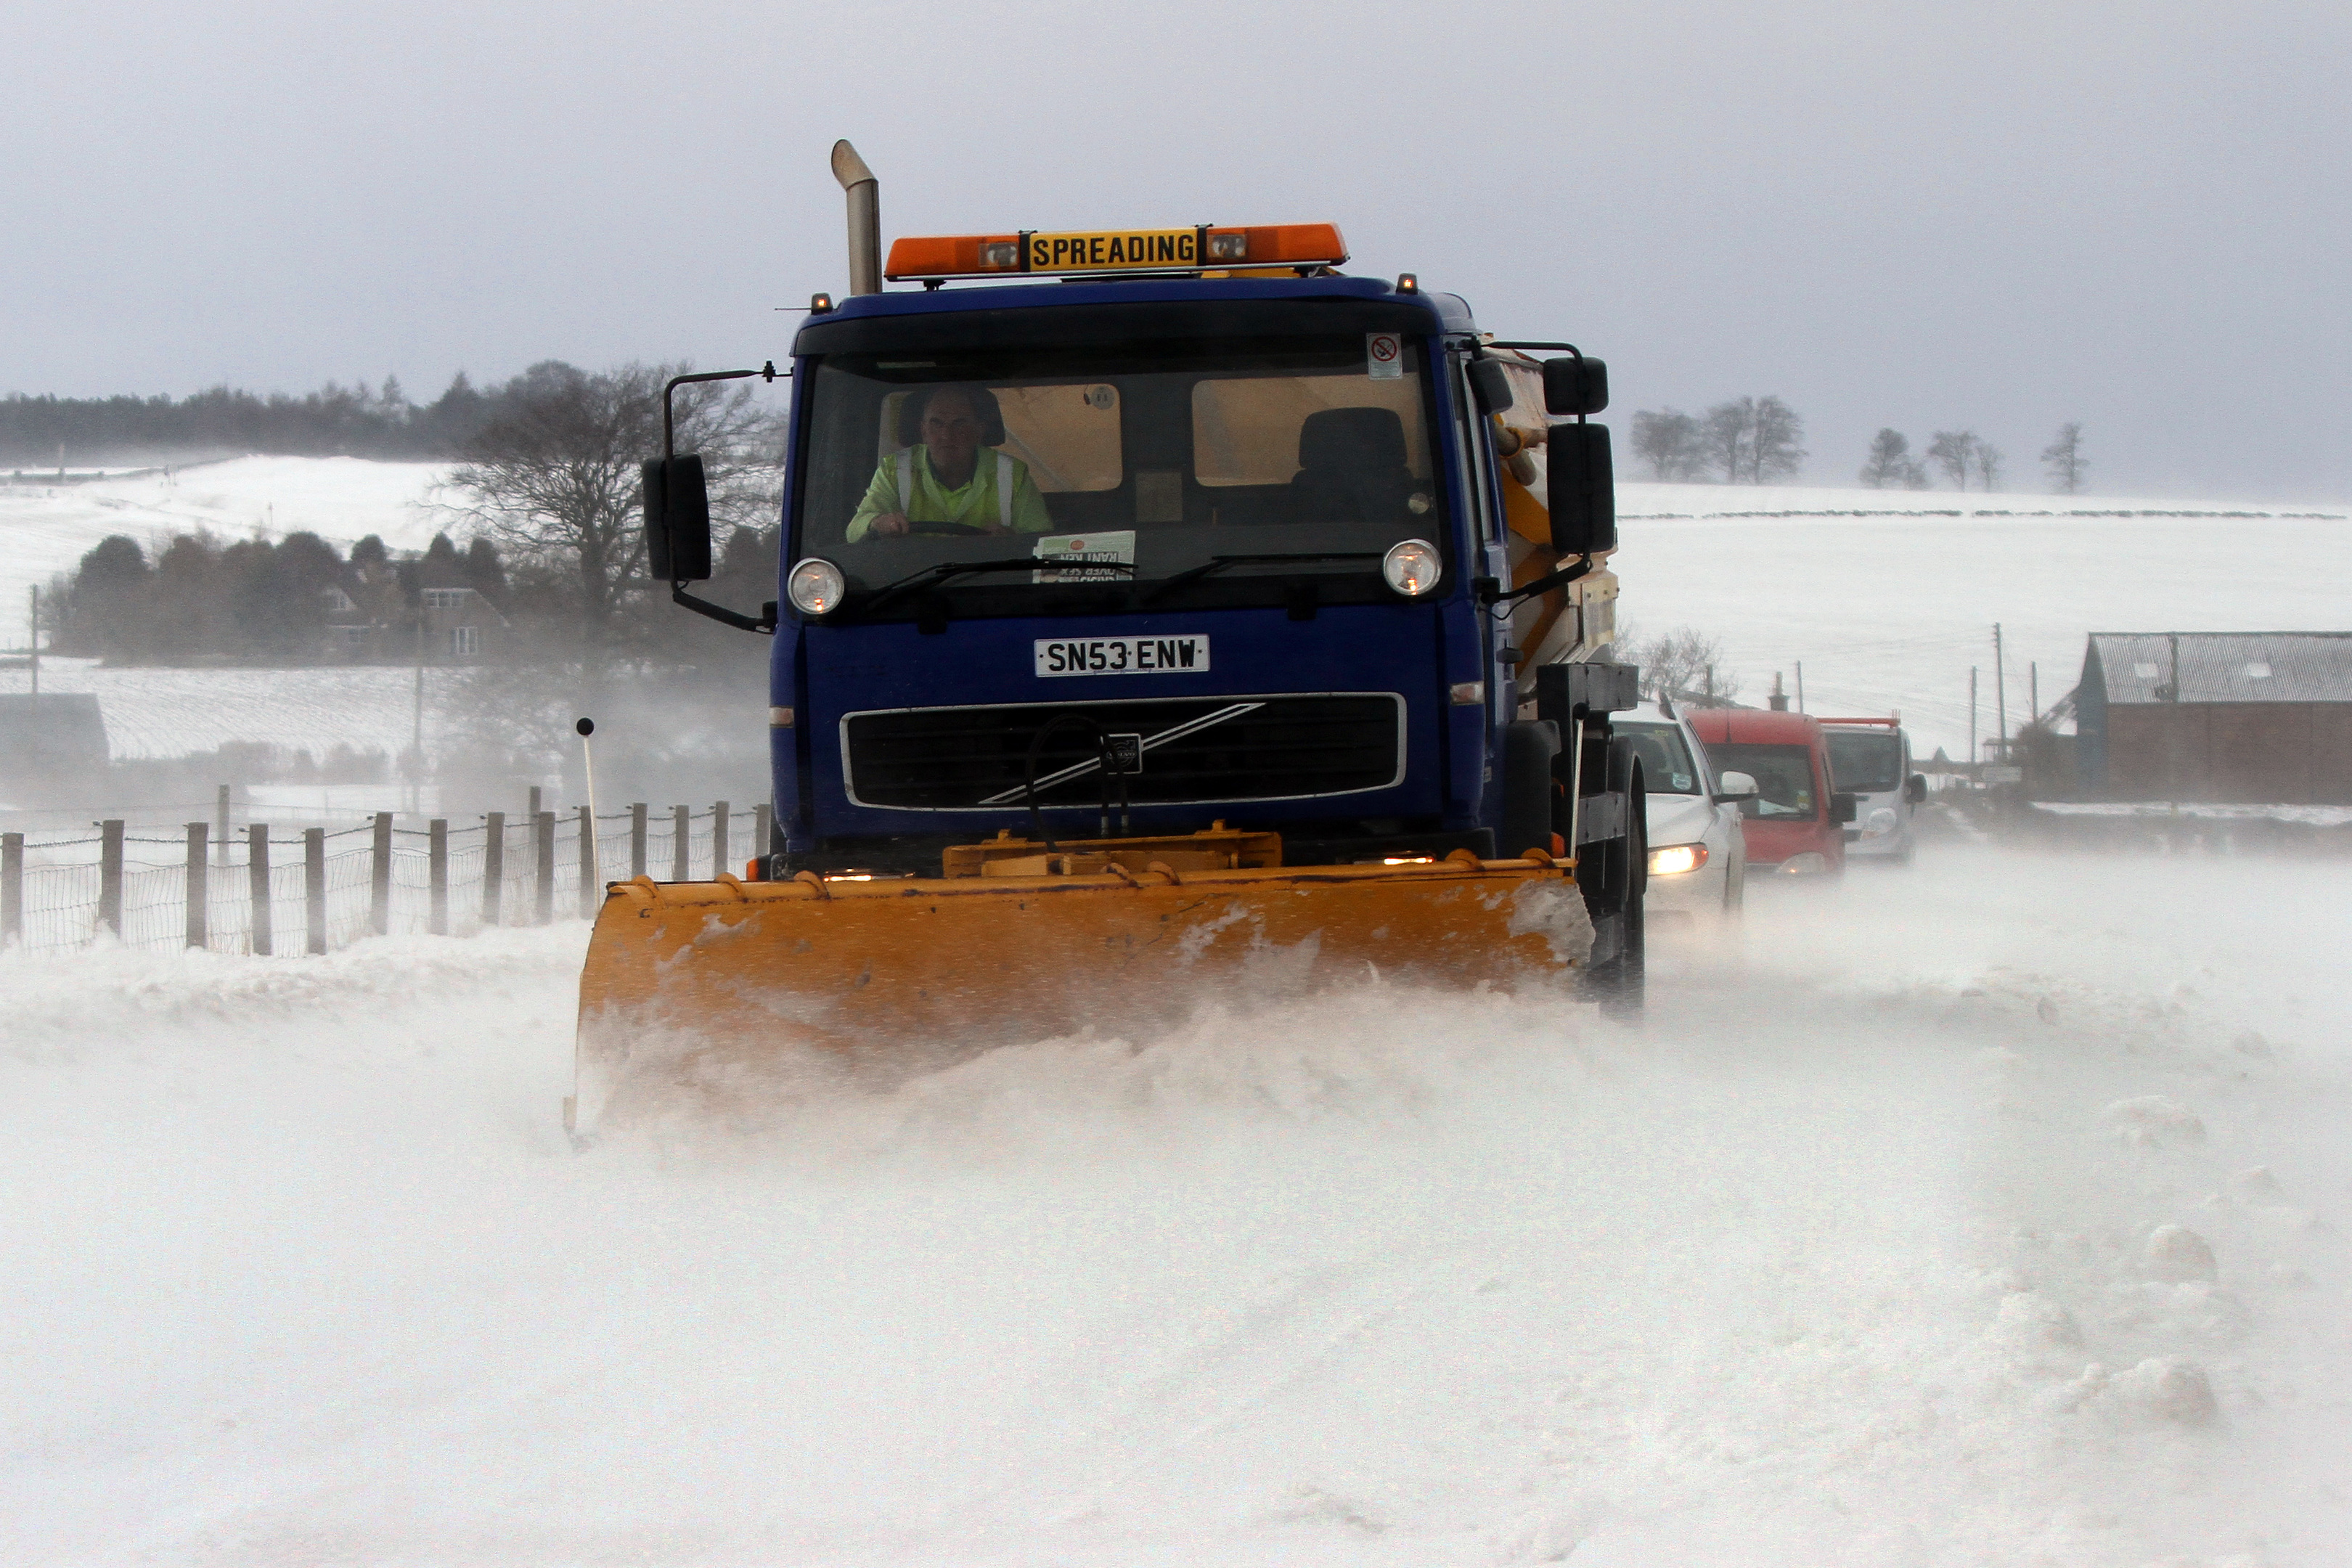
(2075, 632, 2352, 804)
(0, 692, 109, 780)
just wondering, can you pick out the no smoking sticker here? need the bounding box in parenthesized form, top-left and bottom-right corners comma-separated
(1365, 332, 1402, 380)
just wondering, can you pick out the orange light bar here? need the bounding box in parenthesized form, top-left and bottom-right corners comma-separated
(883, 223, 1349, 281)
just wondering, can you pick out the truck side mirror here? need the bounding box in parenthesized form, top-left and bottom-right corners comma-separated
(642, 454, 713, 582)
(1906, 773, 1927, 804)
(1832, 791, 1859, 824)
(1467, 357, 1515, 416)
(1543, 356, 1608, 415)
(1545, 422, 1616, 555)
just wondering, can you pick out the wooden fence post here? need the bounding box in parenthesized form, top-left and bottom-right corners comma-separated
(671, 804, 689, 881)
(713, 801, 730, 880)
(185, 821, 208, 950)
(577, 804, 597, 917)
(1, 831, 22, 948)
(534, 810, 555, 925)
(369, 812, 393, 936)
(216, 784, 232, 869)
(482, 812, 505, 927)
(527, 785, 542, 891)
(428, 818, 449, 935)
(99, 819, 124, 939)
(753, 803, 772, 879)
(630, 802, 648, 878)
(304, 828, 327, 955)
(248, 824, 272, 956)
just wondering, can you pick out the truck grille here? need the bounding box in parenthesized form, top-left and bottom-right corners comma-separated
(841, 693, 1404, 809)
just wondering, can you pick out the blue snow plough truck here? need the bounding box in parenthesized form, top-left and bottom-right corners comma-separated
(571, 146, 1650, 1120)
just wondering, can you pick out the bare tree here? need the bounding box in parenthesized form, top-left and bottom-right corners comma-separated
(1630, 408, 1706, 481)
(1750, 396, 1805, 482)
(1927, 429, 1977, 489)
(2041, 422, 2086, 493)
(1701, 398, 1753, 483)
(1620, 624, 1742, 705)
(442, 361, 780, 656)
(1969, 440, 2004, 491)
(1860, 428, 1912, 488)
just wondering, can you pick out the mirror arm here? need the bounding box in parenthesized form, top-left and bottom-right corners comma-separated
(1485, 341, 1590, 425)
(662, 362, 788, 462)
(1479, 554, 1591, 607)
(671, 584, 777, 635)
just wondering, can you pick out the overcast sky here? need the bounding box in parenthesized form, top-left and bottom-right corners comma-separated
(7, 1, 2346, 501)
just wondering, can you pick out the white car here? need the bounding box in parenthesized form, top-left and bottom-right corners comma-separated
(1821, 718, 1926, 864)
(1615, 701, 1749, 918)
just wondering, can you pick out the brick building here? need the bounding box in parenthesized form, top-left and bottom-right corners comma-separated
(2075, 632, 2352, 804)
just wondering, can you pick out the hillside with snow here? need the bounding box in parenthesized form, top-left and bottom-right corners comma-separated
(6, 457, 2348, 767)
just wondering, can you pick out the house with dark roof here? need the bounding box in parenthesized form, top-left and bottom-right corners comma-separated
(2075, 632, 2352, 804)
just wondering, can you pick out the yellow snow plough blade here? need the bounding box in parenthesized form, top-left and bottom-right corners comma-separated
(568, 828, 1594, 1130)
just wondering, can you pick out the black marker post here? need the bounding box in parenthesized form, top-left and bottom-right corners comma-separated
(576, 717, 599, 884)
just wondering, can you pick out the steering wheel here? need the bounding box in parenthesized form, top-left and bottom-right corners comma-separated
(905, 520, 987, 537)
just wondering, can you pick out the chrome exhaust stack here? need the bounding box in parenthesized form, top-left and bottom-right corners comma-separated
(830, 140, 881, 296)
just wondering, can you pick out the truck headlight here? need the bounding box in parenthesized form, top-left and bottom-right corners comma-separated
(787, 558, 846, 616)
(1647, 843, 1706, 876)
(1382, 538, 1441, 597)
(1862, 807, 1898, 838)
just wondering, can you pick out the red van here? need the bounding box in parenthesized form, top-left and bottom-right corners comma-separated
(1684, 709, 1857, 876)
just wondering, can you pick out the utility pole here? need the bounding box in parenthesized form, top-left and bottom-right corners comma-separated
(25, 586, 36, 700)
(2029, 661, 2038, 724)
(1794, 660, 1805, 713)
(1992, 623, 2007, 760)
(410, 617, 426, 817)
(1969, 666, 1978, 764)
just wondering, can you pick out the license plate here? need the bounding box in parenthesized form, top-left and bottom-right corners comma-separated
(1034, 636, 1209, 677)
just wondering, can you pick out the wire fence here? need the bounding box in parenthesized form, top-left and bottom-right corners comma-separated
(0, 802, 767, 956)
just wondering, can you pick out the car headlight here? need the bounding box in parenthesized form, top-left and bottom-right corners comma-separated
(786, 558, 846, 616)
(1861, 807, 1898, 838)
(1381, 538, 1441, 597)
(1776, 851, 1830, 875)
(1647, 843, 1707, 876)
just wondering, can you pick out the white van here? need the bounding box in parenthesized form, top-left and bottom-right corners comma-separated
(1821, 718, 1927, 863)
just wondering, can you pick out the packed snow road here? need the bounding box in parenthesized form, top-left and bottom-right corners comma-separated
(5, 846, 2347, 1566)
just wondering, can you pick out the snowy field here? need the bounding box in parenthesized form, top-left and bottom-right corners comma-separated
(7, 459, 2346, 767)
(0, 656, 437, 763)
(1612, 486, 2352, 761)
(6, 846, 2348, 1565)
(0, 456, 455, 618)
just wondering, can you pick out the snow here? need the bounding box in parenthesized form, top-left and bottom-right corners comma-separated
(7, 458, 2350, 769)
(1611, 482, 2352, 763)
(0, 656, 435, 763)
(5, 846, 2348, 1564)
(0, 455, 455, 620)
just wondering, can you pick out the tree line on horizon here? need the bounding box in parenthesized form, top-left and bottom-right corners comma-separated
(44, 360, 784, 671)
(1858, 423, 2087, 492)
(3, 372, 521, 467)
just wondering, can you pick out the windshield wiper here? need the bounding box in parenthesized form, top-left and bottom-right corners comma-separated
(1138, 551, 1381, 606)
(859, 557, 1135, 616)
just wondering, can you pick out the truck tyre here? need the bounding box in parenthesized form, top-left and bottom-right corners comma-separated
(1583, 740, 1646, 1017)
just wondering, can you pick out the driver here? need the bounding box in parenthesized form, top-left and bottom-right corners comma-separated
(847, 384, 1051, 540)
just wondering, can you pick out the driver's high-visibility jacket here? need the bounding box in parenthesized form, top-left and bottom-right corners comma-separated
(846, 444, 1051, 540)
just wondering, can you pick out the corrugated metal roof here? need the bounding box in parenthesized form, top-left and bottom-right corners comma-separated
(2089, 632, 2352, 704)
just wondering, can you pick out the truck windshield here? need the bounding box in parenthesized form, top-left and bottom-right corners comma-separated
(793, 335, 1442, 609)
(1826, 730, 1903, 793)
(1705, 743, 1819, 819)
